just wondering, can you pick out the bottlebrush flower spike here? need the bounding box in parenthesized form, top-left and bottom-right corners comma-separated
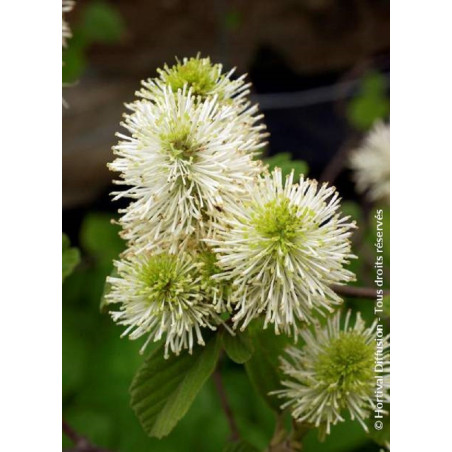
(109, 86, 265, 253)
(207, 168, 356, 336)
(106, 251, 222, 358)
(275, 310, 390, 437)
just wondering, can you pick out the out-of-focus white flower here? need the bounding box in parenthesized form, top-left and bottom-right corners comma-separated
(275, 311, 390, 437)
(349, 122, 390, 203)
(207, 168, 356, 336)
(109, 86, 264, 253)
(106, 251, 221, 358)
(62, 1, 75, 48)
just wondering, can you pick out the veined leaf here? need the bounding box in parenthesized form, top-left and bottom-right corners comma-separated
(130, 333, 221, 438)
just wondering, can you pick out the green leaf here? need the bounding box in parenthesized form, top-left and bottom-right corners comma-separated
(82, 1, 125, 44)
(222, 330, 254, 364)
(62, 233, 80, 282)
(223, 439, 260, 452)
(265, 153, 309, 179)
(245, 324, 292, 411)
(130, 333, 222, 438)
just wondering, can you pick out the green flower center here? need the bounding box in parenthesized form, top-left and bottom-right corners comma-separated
(138, 254, 196, 304)
(251, 197, 311, 253)
(315, 332, 374, 399)
(161, 57, 221, 99)
(254, 198, 301, 239)
(160, 124, 197, 161)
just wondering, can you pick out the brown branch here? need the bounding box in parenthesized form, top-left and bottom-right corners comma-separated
(319, 139, 354, 185)
(63, 420, 111, 452)
(213, 367, 240, 441)
(331, 284, 389, 299)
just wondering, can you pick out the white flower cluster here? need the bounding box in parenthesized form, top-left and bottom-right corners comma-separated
(106, 56, 356, 358)
(206, 170, 356, 336)
(111, 87, 263, 254)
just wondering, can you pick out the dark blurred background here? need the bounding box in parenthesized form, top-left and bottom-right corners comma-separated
(62, 1, 389, 450)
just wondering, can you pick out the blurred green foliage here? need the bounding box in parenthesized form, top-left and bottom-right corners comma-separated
(265, 153, 309, 179)
(63, 206, 387, 451)
(366, 415, 390, 449)
(62, 233, 80, 281)
(223, 439, 259, 452)
(80, 212, 124, 265)
(63, 1, 125, 83)
(347, 72, 389, 131)
(82, 2, 125, 44)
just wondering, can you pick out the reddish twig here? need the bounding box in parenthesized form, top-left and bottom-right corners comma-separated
(331, 284, 389, 299)
(63, 420, 111, 452)
(319, 138, 353, 185)
(213, 367, 240, 441)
